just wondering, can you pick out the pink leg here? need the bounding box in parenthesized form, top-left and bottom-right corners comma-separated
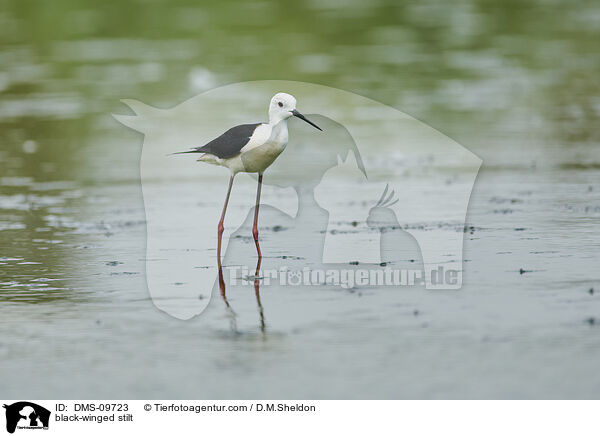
(217, 175, 235, 266)
(252, 173, 263, 259)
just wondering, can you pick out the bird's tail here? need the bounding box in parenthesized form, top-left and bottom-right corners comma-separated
(167, 150, 199, 156)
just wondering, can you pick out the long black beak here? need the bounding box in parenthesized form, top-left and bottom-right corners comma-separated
(291, 109, 322, 131)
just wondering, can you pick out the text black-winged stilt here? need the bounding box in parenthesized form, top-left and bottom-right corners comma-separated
(173, 92, 322, 264)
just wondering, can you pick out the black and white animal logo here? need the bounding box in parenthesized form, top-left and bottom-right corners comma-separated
(3, 402, 50, 434)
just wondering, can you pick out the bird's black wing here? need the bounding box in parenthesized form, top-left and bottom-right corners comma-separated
(174, 123, 261, 159)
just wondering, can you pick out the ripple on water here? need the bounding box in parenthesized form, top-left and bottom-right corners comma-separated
(0, 279, 73, 303)
(0, 222, 26, 231)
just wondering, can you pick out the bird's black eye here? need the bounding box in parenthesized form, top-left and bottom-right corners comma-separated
(278, 102, 283, 107)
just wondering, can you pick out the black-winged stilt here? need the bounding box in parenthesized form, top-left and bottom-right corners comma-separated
(173, 92, 322, 263)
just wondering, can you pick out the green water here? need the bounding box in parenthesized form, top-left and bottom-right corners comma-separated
(2, 0, 598, 296)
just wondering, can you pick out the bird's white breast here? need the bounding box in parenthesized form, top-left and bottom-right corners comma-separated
(240, 123, 271, 153)
(240, 121, 289, 173)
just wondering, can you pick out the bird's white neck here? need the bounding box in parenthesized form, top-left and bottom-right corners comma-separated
(267, 117, 289, 146)
(269, 118, 288, 129)
(268, 108, 291, 126)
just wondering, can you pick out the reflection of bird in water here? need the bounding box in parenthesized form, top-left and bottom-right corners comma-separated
(366, 185, 424, 270)
(218, 258, 265, 335)
(253, 271, 266, 334)
(172, 93, 322, 266)
(217, 264, 238, 332)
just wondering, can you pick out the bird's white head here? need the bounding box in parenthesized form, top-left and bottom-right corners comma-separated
(269, 93, 297, 122)
(268, 92, 322, 131)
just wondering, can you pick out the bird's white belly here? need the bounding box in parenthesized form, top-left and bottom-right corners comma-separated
(240, 139, 286, 173)
(240, 121, 288, 173)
